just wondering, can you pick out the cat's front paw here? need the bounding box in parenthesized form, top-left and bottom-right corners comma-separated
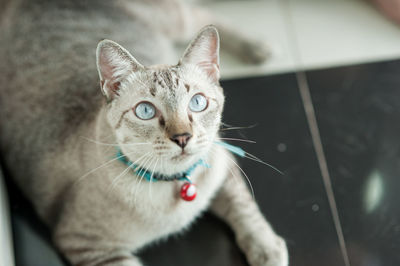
(238, 234, 288, 266)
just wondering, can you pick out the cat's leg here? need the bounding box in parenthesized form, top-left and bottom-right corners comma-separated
(211, 158, 289, 266)
(52, 190, 145, 266)
(53, 226, 142, 266)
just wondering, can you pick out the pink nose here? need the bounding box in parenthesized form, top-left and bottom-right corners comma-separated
(170, 133, 192, 148)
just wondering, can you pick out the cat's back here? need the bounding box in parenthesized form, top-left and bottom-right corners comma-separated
(0, 0, 110, 165)
(0, 0, 171, 166)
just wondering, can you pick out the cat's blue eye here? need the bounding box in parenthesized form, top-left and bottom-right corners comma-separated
(135, 102, 156, 120)
(189, 94, 208, 112)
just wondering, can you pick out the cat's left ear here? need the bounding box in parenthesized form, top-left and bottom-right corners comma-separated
(96, 39, 144, 100)
(180, 25, 220, 84)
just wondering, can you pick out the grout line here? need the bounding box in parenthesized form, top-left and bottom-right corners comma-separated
(279, 1, 351, 266)
(297, 72, 351, 266)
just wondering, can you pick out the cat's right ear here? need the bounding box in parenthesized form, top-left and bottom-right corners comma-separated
(179, 25, 220, 84)
(96, 40, 143, 101)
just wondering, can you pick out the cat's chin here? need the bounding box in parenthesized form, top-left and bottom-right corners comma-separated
(170, 152, 192, 161)
(160, 151, 204, 174)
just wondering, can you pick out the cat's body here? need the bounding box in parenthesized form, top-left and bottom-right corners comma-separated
(0, 0, 185, 225)
(0, 0, 288, 266)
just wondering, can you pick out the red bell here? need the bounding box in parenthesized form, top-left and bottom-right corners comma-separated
(180, 182, 197, 201)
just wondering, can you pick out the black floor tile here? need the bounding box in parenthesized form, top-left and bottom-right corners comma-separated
(5, 73, 346, 266)
(307, 60, 400, 266)
(140, 213, 247, 266)
(220, 75, 345, 266)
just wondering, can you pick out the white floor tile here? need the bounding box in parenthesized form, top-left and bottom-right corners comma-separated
(204, 0, 400, 79)
(287, 0, 400, 70)
(203, 0, 297, 79)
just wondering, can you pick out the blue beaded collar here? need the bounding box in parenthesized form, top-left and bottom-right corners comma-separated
(116, 149, 210, 182)
(116, 141, 245, 183)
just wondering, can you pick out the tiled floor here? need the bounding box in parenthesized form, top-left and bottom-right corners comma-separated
(7, 59, 400, 266)
(205, 0, 400, 79)
(2, 0, 400, 266)
(307, 60, 400, 266)
(219, 75, 346, 266)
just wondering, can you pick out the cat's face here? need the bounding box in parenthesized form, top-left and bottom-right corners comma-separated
(97, 26, 223, 174)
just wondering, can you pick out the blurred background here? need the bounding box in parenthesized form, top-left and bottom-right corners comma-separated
(1, 0, 400, 265)
(203, 0, 400, 78)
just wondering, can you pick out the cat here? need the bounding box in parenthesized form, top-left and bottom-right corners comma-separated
(0, 0, 288, 266)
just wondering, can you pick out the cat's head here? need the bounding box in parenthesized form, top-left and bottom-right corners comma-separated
(96, 26, 224, 175)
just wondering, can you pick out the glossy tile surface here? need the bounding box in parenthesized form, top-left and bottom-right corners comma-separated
(308, 59, 400, 266)
(220, 75, 345, 266)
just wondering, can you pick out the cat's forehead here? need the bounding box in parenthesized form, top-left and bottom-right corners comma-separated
(146, 65, 210, 96)
(150, 67, 182, 94)
(118, 65, 215, 109)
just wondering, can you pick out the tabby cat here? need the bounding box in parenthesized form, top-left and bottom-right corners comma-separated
(0, 0, 288, 265)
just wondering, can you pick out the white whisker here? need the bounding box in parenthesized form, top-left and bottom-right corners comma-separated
(129, 156, 150, 208)
(109, 165, 133, 192)
(207, 148, 248, 199)
(219, 124, 257, 131)
(244, 152, 283, 175)
(132, 154, 154, 207)
(224, 154, 255, 199)
(80, 136, 151, 147)
(217, 137, 256, 144)
(136, 154, 153, 178)
(214, 140, 283, 175)
(109, 151, 151, 192)
(148, 158, 159, 208)
(75, 149, 138, 184)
